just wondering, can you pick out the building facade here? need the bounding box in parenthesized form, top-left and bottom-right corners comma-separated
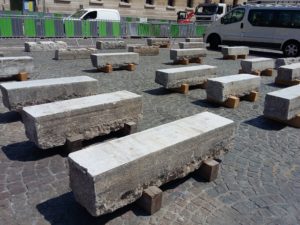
(0, 0, 244, 20)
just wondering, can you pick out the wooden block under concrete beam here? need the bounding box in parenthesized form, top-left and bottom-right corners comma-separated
(136, 186, 163, 215)
(198, 159, 220, 182)
(126, 63, 136, 71)
(66, 134, 83, 153)
(288, 114, 300, 128)
(225, 96, 240, 108)
(245, 91, 259, 102)
(261, 68, 273, 76)
(16, 72, 29, 81)
(122, 121, 138, 136)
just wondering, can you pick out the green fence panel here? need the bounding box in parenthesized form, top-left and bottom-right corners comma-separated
(82, 20, 91, 37)
(126, 17, 132, 22)
(195, 25, 206, 36)
(112, 22, 120, 37)
(152, 24, 160, 37)
(64, 20, 75, 37)
(44, 19, 55, 37)
(0, 18, 13, 37)
(98, 21, 107, 37)
(24, 18, 36, 37)
(170, 24, 179, 38)
(138, 23, 150, 37)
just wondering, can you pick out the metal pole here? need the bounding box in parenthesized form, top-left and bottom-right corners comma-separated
(43, 0, 46, 13)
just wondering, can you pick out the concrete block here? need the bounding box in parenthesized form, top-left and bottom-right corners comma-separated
(170, 48, 207, 61)
(241, 57, 274, 73)
(275, 57, 300, 69)
(155, 65, 217, 89)
(54, 48, 98, 60)
(96, 41, 127, 50)
(186, 38, 203, 42)
(128, 45, 159, 56)
(22, 91, 142, 149)
(179, 42, 206, 49)
(221, 46, 249, 56)
(147, 38, 170, 46)
(91, 52, 139, 68)
(0, 56, 34, 78)
(68, 112, 235, 216)
(263, 85, 300, 121)
(0, 76, 98, 111)
(206, 74, 261, 102)
(276, 63, 300, 83)
(25, 41, 67, 52)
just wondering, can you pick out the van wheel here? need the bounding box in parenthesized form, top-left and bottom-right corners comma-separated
(283, 41, 299, 57)
(208, 34, 221, 50)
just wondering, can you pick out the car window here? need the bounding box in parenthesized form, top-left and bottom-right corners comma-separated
(83, 11, 97, 20)
(222, 8, 245, 24)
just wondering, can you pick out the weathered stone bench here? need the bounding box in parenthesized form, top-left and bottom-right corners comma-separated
(25, 41, 67, 52)
(96, 41, 127, 50)
(275, 57, 300, 69)
(275, 63, 300, 86)
(170, 48, 207, 65)
(91, 52, 139, 73)
(22, 90, 142, 149)
(206, 74, 261, 108)
(240, 57, 275, 76)
(54, 48, 98, 60)
(128, 45, 159, 56)
(0, 56, 34, 81)
(179, 42, 206, 49)
(264, 85, 300, 128)
(0, 76, 98, 111)
(222, 46, 249, 60)
(147, 38, 170, 48)
(186, 38, 203, 42)
(68, 111, 235, 216)
(155, 65, 216, 93)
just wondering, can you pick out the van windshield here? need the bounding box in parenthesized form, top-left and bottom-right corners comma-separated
(70, 10, 87, 18)
(196, 5, 218, 15)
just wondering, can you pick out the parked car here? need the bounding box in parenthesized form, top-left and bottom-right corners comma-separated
(67, 8, 120, 21)
(204, 4, 300, 57)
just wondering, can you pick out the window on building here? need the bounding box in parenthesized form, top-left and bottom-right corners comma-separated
(146, 0, 154, 4)
(120, 0, 130, 3)
(168, 0, 175, 7)
(187, 0, 193, 8)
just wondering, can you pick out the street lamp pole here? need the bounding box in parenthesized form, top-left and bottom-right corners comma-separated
(43, 0, 46, 13)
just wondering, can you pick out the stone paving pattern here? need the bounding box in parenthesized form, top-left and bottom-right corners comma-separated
(0, 39, 299, 225)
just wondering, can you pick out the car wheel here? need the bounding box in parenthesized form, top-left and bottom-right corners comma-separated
(208, 34, 221, 50)
(283, 41, 299, 57)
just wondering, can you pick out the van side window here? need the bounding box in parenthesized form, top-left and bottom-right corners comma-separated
(249, 9, 300, 28)
(83, 11, 97, 20)
(222, 8, 245, 24)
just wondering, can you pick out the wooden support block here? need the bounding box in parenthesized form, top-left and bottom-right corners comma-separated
(223, 55, 237, 60)
(261, 68, 273, 76)
(122, 121, 138, 135)
(245, 91, 259, 102)
(99, 64, 113, 73)
(238, 69, 244, 74)
(198, 81, 207, 89)
(160, 44, 170, 48)
(224, 96, 240, 108)
(251, 70, 261, 76)
(176, 58, 189, 65)
(126, 63, 136, 71)
(237, 54, 247, 59)
(198, 159, 220, 182)
(190, 57, 202, 64)
(66, 135, 83, 153)
(275, 79, 300, 86)
(137, 186, 163, 215)
(287, 114, 300, 128)
(180, 83, 189, 94)
(16, 72, 29, 81)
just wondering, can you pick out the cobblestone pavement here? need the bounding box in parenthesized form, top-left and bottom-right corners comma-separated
(0, 39, 299, 225)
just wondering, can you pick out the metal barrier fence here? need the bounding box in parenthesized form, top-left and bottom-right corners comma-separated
(0, 17, 206, 38)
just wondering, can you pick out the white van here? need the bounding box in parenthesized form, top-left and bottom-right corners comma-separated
(204, 4, 300, 57)
(68, 8, 120, 21)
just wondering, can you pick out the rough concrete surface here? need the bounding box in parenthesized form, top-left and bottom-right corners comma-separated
(206, 74, 261, 102)
(263, 85, 300, 121)
(179, 42, 206, 49)
(0, 76, 98, 111)
(96, 41, 127, 50)
(222, 46, 249, 56)
(69, 112, 235, 216)
(25, 41, 67, 52)
(0, 56, 34, 77)
(91, 52, 139, 68)
(22, 91, 143, 149)
(155, 65, 216, 88)
(54, 48, 98, 60)
(276, 62, 300, 82)
(128, 46, 159, 56)
(147, 38, 170, 46)
(170, 48, 207, 60)
(241, 58, 275, 73)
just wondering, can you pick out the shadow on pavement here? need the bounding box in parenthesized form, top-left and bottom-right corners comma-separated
(144, 87, 171, 96)
(191, 99, 220, 109)
(244, 116, 286, 131)
(0, 111, 21, 124)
